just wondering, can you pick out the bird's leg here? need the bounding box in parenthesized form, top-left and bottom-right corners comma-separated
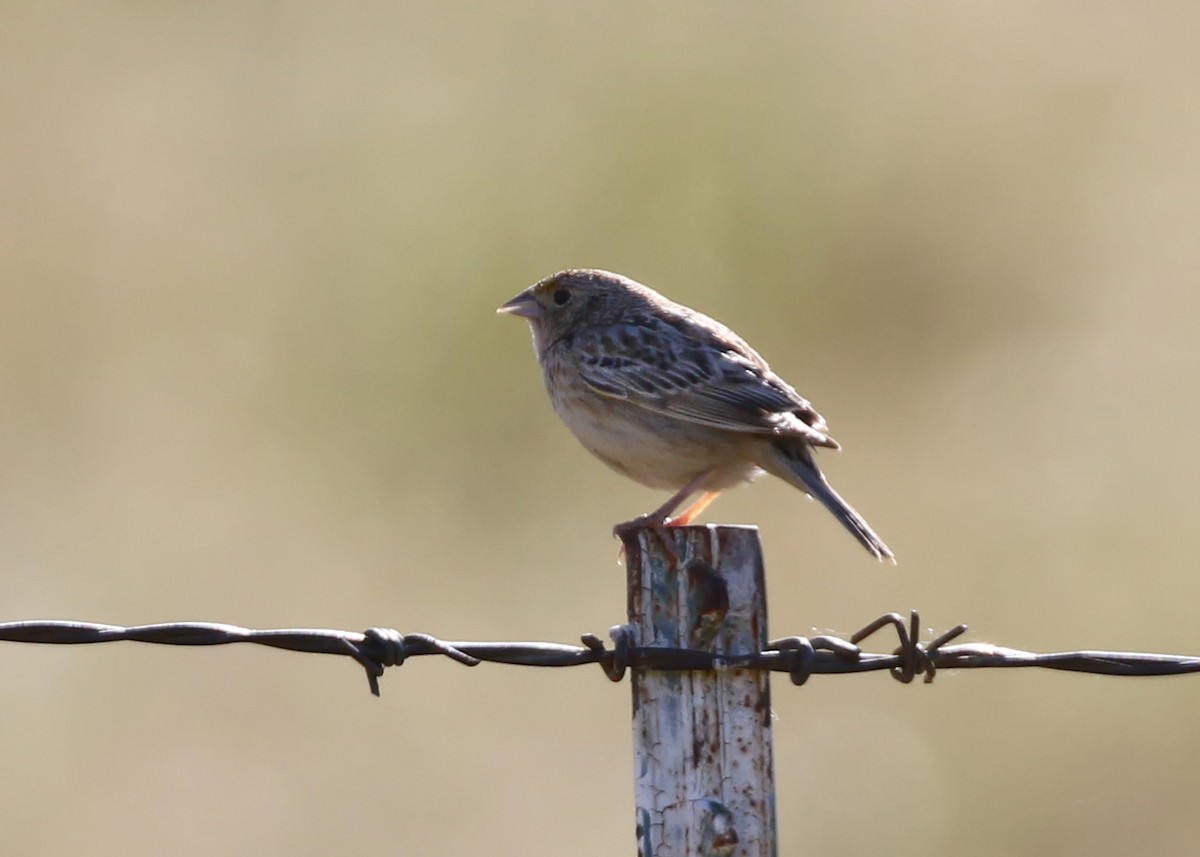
(613, 471, 713, 561)
(668, 490, 721, 527)
(613, 471, 712, 534)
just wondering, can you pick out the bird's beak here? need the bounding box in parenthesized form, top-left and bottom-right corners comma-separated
(496, 291, 545, 320)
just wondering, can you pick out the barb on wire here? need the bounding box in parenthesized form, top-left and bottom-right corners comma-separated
(2, 611, 1199, 697)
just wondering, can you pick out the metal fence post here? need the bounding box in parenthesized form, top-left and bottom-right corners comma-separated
(620, 524, 777, 857)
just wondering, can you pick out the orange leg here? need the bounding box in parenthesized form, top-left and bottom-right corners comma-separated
(669, 490, 722, 527)
(613, 470, 714, 534)
(613, 471, 715, 562)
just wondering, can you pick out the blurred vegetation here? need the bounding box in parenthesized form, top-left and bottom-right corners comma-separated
(2, 3, 1199, 855)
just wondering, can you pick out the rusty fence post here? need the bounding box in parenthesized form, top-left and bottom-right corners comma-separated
(620, 524, 777, 857)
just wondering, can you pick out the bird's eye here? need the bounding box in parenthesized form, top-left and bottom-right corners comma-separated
(552, 288, 571, 306)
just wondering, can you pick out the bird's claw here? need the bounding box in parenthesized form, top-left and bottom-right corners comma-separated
(613, 515, 683, 563)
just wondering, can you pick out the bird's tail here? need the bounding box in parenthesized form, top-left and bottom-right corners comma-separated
(763, 443, 895, 563)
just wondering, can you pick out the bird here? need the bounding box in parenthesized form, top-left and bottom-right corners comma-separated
(497, 268, 894, 561)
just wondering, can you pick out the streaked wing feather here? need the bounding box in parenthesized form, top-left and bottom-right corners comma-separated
(574, 315, 836, 447)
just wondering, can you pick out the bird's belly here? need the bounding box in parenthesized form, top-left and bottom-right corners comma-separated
(552, 392, 760, 490)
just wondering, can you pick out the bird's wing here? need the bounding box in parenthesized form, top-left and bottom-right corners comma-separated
(572, 314, 839, 448)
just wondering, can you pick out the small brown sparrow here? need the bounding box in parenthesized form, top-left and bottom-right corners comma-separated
(499, 268, 893, 561)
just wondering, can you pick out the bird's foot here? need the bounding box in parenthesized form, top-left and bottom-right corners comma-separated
(613, 514, 682, 563)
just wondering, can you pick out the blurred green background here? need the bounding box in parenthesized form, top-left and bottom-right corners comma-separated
(2, 2, 1199, 854)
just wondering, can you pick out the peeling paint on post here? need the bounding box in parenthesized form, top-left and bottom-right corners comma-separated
(621, 525, 777, 857)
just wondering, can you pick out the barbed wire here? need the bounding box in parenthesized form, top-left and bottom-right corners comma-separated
(3, 611, 1198, 696)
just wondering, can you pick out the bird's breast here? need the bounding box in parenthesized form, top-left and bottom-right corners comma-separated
(542, 360, 760, 491)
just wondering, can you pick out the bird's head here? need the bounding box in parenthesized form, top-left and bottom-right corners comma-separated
(497, 269, 653, 350)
